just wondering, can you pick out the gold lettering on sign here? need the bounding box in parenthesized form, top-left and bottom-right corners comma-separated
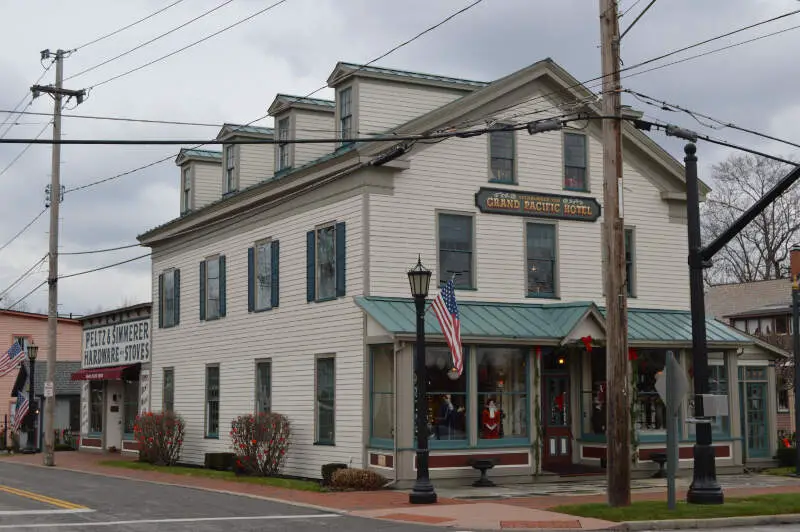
(486, 197, 520, 209)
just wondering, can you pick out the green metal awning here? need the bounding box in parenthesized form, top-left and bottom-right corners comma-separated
(355, 296, 752, 345)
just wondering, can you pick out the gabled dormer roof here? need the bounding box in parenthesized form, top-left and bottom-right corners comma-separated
(268, 93, 335, 116)
(327, 61, 488, 91)
(216, 123, 274, 141)
(175, 148, 222, 166)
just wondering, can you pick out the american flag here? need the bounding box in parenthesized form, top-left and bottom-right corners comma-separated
(431, 280, 463, 376)
(0, 341, 24, 378)
(12, 391, 29, 433)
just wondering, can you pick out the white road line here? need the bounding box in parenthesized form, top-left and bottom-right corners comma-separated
(0, 509, 94, 516)
(0, 513, 341, 529)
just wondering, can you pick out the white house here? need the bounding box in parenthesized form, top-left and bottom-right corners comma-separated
(137, 58, 785, 485)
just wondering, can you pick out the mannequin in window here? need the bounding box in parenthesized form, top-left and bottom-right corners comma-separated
(482, 398, 502, 439)
(436, 394, 464, 440)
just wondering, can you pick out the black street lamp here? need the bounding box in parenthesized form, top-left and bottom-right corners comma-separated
(22, 343, 38, 454)
(684, 143, 723, 504)
(407, 255, 437, 505)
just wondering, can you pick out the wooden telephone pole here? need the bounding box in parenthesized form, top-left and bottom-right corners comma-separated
(599, 0, 631, 506)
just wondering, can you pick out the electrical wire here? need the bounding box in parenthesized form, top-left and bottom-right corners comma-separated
(86, 0, 290, 89)
(59, 253, 151, 280)
(620, 0, 643, 18)
(0, 109, 221, 127)
(0, 254, 48, 300)
(0, 58, 55, 139)
(0, 120, 52, 177)
(72, 0, 186, 51)
(66, 0, 234, 82)
(0, 208, 48, 255)
(620, 0, 657, 40)
(4, 280, 46, 310)
(61, 243, 142, 255)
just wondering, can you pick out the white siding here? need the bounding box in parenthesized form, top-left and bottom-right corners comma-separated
(193, 161, 222, 210)
(150, 194, 365, 478)
(368, 91, 690, 310)
(293, 109, 336, 168)
(356, 78, 468, 134)
(239, 144, 274, 189)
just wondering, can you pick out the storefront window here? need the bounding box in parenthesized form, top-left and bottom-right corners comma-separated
(371, 346, 394, 444)
(426, 346, 467, 442)
(477, 347, 528, 441)
(689, 355, 730, 438)
(89, 381, 103, 434)
(123, 380, 139, 436)
(634, 349, 667, 435)
(582, 349, 607, 436)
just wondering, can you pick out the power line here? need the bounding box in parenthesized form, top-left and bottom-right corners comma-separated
(86, 0, 290, 89)
(61, 243, 142, 255)
(66, 0, 234, 81)
(0, 254, 48, 300)
(72, 0, 186, 51)
(59, 252, 151, 280)
(620, 0, 657, 40)
(4, 280, 46, 310)
(0, 208, 48, 255)
(620, 0, 644, 18)
(0, 108, 221, 127)
(0, 120, 52, 177)
(0, 59, 55, 139)
(625, 89, 800, 150)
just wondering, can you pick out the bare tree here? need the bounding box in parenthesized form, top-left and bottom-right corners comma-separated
(701, 153, 800, 283)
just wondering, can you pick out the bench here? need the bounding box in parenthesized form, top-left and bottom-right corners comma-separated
(649, 452, 667, 478)
(469, 458, 497, 487)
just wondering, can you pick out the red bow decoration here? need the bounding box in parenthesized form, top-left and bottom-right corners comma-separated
(535, 346, 542, 358)
(628, 348, 638, 361)
(555, 393, 565, 411)
(580, 336, 593, 353)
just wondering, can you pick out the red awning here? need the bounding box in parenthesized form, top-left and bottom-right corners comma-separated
(70, 364, 139, 381)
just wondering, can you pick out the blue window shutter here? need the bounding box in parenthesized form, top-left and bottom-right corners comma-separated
(174, 269, 180, 325)
(247, 247, 254, 312)
(335, 221, 346, 297)
(306, 230, 315, 302)
(219, 255, 227, 317)
(199, 261, 206, 321)
(158, 273, 164, 328)
(271, 240, 280, 308)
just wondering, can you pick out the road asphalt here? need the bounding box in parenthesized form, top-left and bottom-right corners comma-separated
(0, 460, 441, 531)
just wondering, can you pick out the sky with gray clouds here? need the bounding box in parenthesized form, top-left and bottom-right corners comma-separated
(1, 0, 799, 316)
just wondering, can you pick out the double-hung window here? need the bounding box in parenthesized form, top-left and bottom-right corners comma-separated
(163, 367, 174, 412)
(307, 222, 346, 302)
(438, 213, 474, 289)
(489, 126, 515, 183)
(158, 269, 180, 328)
(205, 365, 220, 438)
(89, 381, 103, 435)
(277, 118, 290, 171)
(526, 223, 557, 297)
(563, 133, 588, 191)
(315, 356, 335, 445)
(181, 167, 192, 213)
(370, 346, 394, 445)
(256, 361, 271, 414)
(200, 255, 226, 321)
(224, 145, 236, 193)
(339, 88, 353, 146)
(248, 239, 279, 311)
(624, 228, 636, 297)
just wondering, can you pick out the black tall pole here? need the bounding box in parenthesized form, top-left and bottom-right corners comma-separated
(793, 274, 800, 476)
(409, 294, 436, 504)
(684, 142, 724, 504)
(22, 358, 36, 454)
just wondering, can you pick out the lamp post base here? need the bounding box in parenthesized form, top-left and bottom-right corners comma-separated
(686, 444, 724, 505)
(409, 478, 438, 505)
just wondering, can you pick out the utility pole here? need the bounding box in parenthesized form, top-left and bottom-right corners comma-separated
(599, 0, 630, 507)
(31, 49, 85, 467)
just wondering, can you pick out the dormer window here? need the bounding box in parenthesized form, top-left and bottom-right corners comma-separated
(277, 117, 291, 171)
(181, 167, 192, 213)
(224, 145, 237, 194)
(339, 87, 353, 146)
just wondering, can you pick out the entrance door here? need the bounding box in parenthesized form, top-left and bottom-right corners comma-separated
(105, 382, 123, 450)
(542, 374, 572, 468)
(740, 381, 769, 459)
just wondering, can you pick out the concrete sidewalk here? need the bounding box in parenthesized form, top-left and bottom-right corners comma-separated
(3, 451, 800, 530)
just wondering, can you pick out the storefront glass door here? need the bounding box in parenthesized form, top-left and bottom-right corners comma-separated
(738, 366, 769, 459)
(542, 361, 571, 468)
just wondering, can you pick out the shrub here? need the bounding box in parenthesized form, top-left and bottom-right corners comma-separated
(205, 452, 236, 471)
(134, 411, 185, 466)
(321, 463, 347, 486)
(330, 468, 387, 491)
(229, 412, 291, 476)
(776, 447, 797, 467)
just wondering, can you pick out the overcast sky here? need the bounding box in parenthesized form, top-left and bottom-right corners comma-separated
(1, 0, 798, 316)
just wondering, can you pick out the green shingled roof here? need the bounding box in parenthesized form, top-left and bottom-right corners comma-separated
(221, 123, 274, 136)
(356, 296, 751, 345)
(274, 94, 335, 108)
(179, 148, 221, 159)
(339, 62, 488, 88)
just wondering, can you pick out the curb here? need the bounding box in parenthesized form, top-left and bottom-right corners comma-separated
(0, 459, 347, 515)
(617, 513, 800, 531)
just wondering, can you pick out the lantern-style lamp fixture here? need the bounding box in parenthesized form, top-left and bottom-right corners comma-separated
(27, 343, 38, 361)
(407, 255, 432, 299)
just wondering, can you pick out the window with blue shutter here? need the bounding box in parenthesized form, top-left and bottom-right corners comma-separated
(271, 240, 280, 308)
(173, 269, 180, 325)
(218, 255, 226, 318)
(308, 222, 346, 302)
(247, 247, 255, 312)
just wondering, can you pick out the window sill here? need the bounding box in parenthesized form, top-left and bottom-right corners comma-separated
(489, 179, 517, 185)
(252, 306, 274, 314)
(312, 296, 339, 303)
(160, 324, 178, 329)
(222, 190, 239, 198)
(477, 438, 530, 448)
(202, 315, 223, 322)
(204, 435, 219, 440)
(563, 186, 590, 193)
(454, 287, 478, 292)
(778, 409, 791, 414)
(526, 293, 559, 300)
(368, 438, 394, 450)
(88, 432, 102, 439)
(429, 440, 469, 450)
(314, 441, 336, 446)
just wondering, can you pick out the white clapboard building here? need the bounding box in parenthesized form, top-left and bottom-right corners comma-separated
(137, 59, 785, 484)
